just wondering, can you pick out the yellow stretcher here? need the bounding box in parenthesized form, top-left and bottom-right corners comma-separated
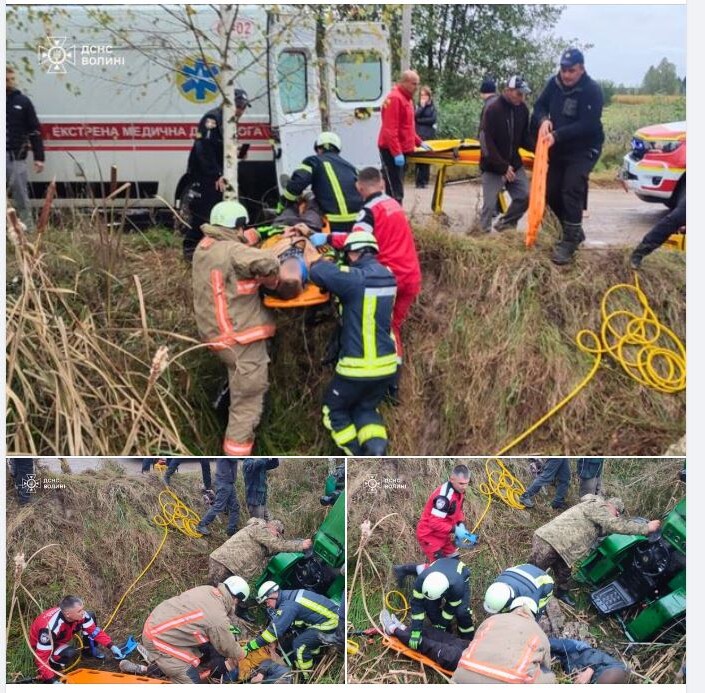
(382, 635, 453, 678)
(64, 668, 169, 684)
(406, 139, 535, 214)
(260, 235, 330, 309)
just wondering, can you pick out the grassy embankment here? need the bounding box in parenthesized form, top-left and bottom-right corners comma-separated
(5, 459, 343, 683)
(6, 219, 684, 456)
(347, 458, 685, 684)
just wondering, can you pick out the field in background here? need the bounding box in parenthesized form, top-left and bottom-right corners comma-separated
(347, 458, 685, 684)
(5, 459, 343, 684)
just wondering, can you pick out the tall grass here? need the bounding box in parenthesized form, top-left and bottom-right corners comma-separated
(5, 459, 343, 683)
(6, 220, 685, 456)
(347, 458, 685, 684)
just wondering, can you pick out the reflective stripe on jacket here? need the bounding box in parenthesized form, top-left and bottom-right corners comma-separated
(310, 254, 397, 379)
(416, 481, 465, 545)
(283, 152, 362, 230)
(411, 558, 470, 625)
(142, 584, 244, 666)
(192, 224, 277, 350)
(451, 607, 555, 684)
(496, 564, 554, 614)
(248, 589, 339, 651)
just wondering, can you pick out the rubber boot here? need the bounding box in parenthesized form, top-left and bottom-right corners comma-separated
(551, 222, 585, 265)
(361, 437, 388, 456)
(393, 563, 420, 588)
(555, 588, 576, 607)
(629, 240, 661, 270)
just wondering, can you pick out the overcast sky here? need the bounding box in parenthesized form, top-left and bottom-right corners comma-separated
(551, 4, 686, 86)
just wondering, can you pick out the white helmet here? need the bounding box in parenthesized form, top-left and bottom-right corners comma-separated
(509, 596, 538, 614)
(256, 580, 280, 604)
(483, 582, 514, 614)
(315, 131, 342, 152)
(223, 575, 250, 601)
(421, 572, 450, 600)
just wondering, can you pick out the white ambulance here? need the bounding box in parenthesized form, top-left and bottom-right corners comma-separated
(6, 4, 391, 217)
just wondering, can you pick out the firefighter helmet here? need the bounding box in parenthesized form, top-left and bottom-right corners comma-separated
(210, 201, 249, 229)
(315, 131, 342, 152)
(421, 571, 450, 600)
(256, 580, 280, 604)
(223, 575, 250, 602)
(343, 230, 378, 254)
(509, 596, 538, 614)
(483, 582, 514, 614)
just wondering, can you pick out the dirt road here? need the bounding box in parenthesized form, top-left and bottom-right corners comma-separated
(405, 180, 670, 247)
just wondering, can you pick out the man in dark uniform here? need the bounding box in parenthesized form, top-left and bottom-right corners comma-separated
(182, 88, 250, 261)
(407, 557, 474, 650)
(630, 189, 686, 269)
(549, 638, 629, 683)
(281, 132, 362, 233)
(310, 231, 398, 456)
(482, 563, 554, 618)
(531, 48, 604, 265)
(6, 65, 45, 229)
(247, 581, 339, 672)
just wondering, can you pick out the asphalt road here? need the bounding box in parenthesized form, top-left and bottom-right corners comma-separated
(405, 180, 671, 247)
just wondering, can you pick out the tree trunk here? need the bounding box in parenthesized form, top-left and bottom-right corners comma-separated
(220, 5, 238, 199)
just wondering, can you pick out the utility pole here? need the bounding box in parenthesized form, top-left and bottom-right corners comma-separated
(401, 4, 412, 72)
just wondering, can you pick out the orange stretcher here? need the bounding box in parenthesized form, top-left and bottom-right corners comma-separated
(260, 235, 330, 309)
(64, 668, 169, 684)
(382, 635, 453, 678)
(525, 123, 550, 247)
(406, 139, 535, 214)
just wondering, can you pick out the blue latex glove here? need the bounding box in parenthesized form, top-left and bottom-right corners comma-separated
(454, 523, 468, 540)
(309, 232, 329, 248)
(420, 141, 433, 151)
(462, 532, 478, 545)
(408, 630, 422, 650)
(51, 680, 64, 684)
(393, 153, 405, 167)
(110, 645, 125, 660)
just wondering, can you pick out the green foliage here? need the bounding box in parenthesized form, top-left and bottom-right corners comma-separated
(435, 98, 482, 140)
(597, 79, 617, 106)
(411, 4, 567, 100)
(641, 58, 682, 95)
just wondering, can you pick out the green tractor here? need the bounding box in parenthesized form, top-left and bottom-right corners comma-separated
(575, 497, 685, 642)
(256, 463, 345, 602)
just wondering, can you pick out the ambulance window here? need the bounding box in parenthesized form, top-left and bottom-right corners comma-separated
(335, 51, 383, 102)
(277, 51, 307, 114)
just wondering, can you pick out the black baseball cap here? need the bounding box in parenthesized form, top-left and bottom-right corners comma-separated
(480, 77, 497, 95)
(507, 75, 531, 94)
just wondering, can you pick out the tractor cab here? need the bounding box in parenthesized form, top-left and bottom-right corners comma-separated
(256, 464, 345, 602)
(575, 498, 685, 641)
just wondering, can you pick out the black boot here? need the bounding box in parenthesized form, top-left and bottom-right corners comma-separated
(361, 437, 388, 456)
(552, 222, 585, 265)
(555, 589, 576, 607)
(393, 564, 419, 588)
(629, 241, 660, 270)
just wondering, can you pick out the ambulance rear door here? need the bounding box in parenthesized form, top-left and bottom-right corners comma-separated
(268, 11, 322, 187)
(324, 21, 392, 170)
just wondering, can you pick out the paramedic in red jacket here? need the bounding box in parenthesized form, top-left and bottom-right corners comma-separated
(416, 464, 472, 563)
(312, 167, 421, 402)
(29, 595, 123, 682)
(378, 70, 423, 203)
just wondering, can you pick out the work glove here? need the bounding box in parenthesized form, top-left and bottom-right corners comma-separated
(243, 642, 255, 655)
(110, 645, 125, 660)
(461, 532, 478, 546)
(408, 630, 422, 650)
(420, 142, 433, 151)
(309, 232, 329, 248)
(393, 153, 405, 167)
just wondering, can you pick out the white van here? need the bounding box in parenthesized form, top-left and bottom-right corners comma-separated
(6, 4, 391, 217)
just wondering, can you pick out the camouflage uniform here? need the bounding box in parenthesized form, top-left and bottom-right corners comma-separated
(208, 518, 307, 586)
(530, 495, 650, 589)
(192, 224, 278, 456)
(451, 606, 556, 684)
(142, 584, 244, 684)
